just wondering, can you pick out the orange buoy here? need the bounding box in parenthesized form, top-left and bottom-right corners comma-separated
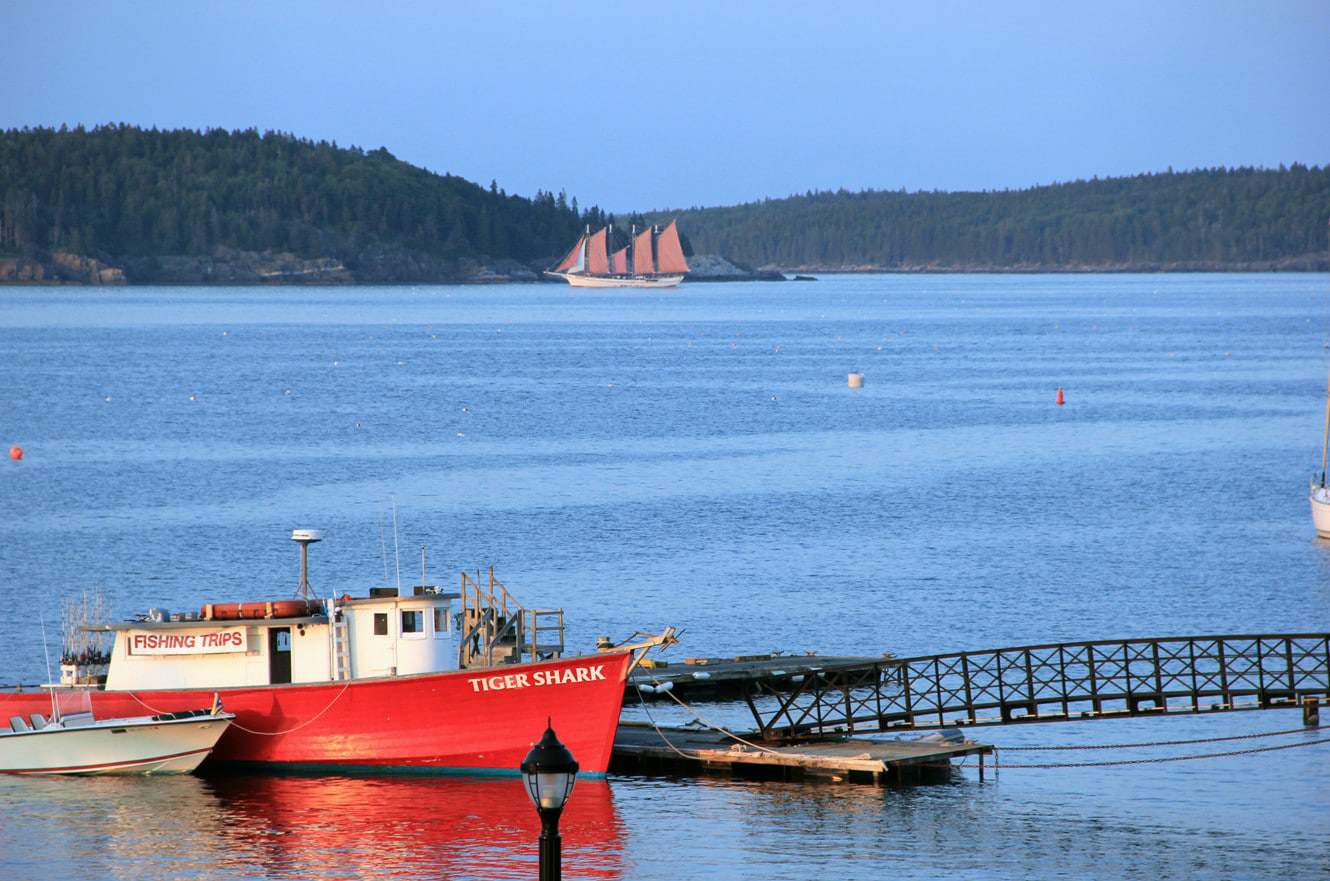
(1056, 387, 1066, 406)
(8, 446, 21, 461)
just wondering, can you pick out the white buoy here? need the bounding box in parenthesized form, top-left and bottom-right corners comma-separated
(848, 372, 865, 389)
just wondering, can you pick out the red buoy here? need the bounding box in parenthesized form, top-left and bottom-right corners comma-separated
(8, 446, 21, 461)
(1055, 387, 1066, 406)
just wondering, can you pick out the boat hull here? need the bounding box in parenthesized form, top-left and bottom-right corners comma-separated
(1311, 484, 1330, 538)
(547, 271, 684, 289)
(0, 652, 632, 775)
(0, 715, 231, 776)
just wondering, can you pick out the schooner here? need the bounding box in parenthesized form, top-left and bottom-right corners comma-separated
(546, 220, 689, 288)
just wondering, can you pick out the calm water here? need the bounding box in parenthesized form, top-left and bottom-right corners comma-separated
(1, 274, 1328, 880)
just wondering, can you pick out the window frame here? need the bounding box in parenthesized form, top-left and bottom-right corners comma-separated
(400, 608, 426, 640)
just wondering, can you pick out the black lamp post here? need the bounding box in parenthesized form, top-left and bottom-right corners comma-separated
(521, 721, 579, 881)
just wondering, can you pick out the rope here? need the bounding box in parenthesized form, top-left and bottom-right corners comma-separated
(632, 684, 706, 760)
(944, 736, 1330, 769)
(657, 681, 791, 756)
(124, 682, 352, 736)
(632, 682, 793, 759)
(1001, 723, 1330, 751)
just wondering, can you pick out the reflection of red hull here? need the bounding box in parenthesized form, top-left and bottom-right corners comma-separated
(207, 773, 624, 880)
(0, 652, 631, 775)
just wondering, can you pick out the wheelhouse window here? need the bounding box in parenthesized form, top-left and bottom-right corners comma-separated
(401, 610, 424, 638)
(433, 608, 449, 638)
(373, 613, 389, 636)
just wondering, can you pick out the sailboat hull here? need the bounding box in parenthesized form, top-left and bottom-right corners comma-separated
(548, 272, 684, 289)
(1311, 484, 1330, 538)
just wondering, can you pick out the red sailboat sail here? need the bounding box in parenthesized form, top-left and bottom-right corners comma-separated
(586, 228, 609, 275)
(609, 247, 629, 275)
(552, 235, 586, 272)
(654, 221, 689, 274)
(632, 227, 655, 275)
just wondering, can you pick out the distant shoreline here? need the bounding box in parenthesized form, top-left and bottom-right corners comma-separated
(774, 260, 1329, 275)
(4, 268, 1328, 286)
(3, 249, 1326, 287)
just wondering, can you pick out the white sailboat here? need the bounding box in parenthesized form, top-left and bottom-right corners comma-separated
(1311, 372, 1330, 538)
(546, 221, 689, 288)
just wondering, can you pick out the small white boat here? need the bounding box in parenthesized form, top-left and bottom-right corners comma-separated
(0, 708, 234, 776)
(1313, 372, 1330, 539)
(1312, 485, 1330, 539)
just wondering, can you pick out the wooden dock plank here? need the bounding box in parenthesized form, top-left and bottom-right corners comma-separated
(612, 722, 992, 783)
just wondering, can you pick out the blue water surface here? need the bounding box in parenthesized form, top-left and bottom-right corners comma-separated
(0, 274, 1327, 881)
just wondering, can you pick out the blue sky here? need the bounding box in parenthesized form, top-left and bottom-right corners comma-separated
(3, 1, 1327, 212)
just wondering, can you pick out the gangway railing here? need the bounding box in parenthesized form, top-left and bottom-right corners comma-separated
(746, 633, 1330, 740)
(458, 568, 564, 668)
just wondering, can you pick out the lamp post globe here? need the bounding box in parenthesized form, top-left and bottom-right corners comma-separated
(521, 722, 579, 881)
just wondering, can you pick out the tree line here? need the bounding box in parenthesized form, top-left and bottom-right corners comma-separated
(646, 166, 1330, 269)
(4, 126, 1326, 275)
(0, 124, 608, 267)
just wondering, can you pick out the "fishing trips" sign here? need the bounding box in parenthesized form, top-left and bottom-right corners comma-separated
(127, 627, 247, 655)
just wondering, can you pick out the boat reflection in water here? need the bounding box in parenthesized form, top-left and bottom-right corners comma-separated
(204, 773, 625, 880)
(3, 772, 624, 881)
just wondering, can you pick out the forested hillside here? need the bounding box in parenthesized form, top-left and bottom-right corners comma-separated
(3, 125, 1326, 283)
(0, 125, 602, 282)
(647, 167, 1330, 271)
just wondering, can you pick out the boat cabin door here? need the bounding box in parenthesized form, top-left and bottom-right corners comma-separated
(268, 627, 292, 684)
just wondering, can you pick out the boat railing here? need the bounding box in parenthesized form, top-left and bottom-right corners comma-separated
(458, 568, 564, 668)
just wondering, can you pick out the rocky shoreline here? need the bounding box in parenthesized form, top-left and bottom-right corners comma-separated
(777, 255, 1330, 274)
(0, 248, 788, 285)
(7, 248, 1321, 286)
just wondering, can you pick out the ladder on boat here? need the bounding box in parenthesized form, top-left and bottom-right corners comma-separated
(458, 568, 565, 669)
(329, 602, 352, 680)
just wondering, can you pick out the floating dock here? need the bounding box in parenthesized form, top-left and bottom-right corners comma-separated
(612, 722, 993, 784)
(627, 653, 891, 701)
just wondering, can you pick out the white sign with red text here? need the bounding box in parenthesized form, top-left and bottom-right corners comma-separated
(128, 627, 247, 656)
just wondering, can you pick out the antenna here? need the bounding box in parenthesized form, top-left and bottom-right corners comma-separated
(391, 499, 402, 592)
(379, 516, 390, 581)
(420, 544, 428, 586)
(39, 611, 58, 722)
(292, 529, 323, 600)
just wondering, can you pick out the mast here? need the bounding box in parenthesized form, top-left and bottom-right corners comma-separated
(1321, 369, 1329, 486)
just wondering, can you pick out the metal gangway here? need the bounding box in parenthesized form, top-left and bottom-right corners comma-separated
(745, 633, 1330, 740)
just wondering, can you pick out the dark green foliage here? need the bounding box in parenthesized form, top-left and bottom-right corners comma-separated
(0, 124, 595, 266)
(648, 168, 1330, 269)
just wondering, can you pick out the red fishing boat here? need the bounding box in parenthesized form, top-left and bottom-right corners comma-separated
(1, 530, 673, 776)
